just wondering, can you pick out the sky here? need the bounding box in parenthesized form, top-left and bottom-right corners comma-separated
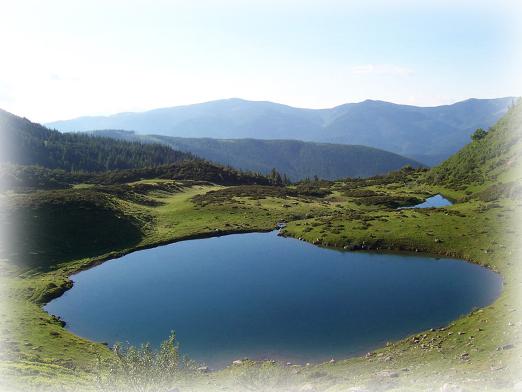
(0, 0, 521, 123)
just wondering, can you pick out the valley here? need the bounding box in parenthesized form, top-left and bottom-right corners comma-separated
(46, 97, 514, 165)
(1, 91, 521, 392)
(2, 2, 521, 391)
(1, 104, 521, 390)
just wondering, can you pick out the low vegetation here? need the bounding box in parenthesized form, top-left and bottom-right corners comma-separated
(0, 160, 286, 192)
(426, 101, 522, 189)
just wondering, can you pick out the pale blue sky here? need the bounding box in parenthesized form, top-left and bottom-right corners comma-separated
(1, 0, 520, 122)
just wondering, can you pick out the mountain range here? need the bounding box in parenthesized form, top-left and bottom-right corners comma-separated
(0, 108, 421, 182)
(46, 97, 516, 165)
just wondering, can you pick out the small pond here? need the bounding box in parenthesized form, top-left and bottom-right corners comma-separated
(45, 231, 501, 368)
(403, 194, 453, 209)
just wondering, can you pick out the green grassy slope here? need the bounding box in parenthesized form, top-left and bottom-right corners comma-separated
(4, 189, 147, 272)
(426, 100, 522, 194)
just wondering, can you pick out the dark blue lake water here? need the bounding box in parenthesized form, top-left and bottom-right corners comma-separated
(45, 231, 501, 368)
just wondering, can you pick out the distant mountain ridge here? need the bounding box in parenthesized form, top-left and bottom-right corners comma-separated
(87, 130, 424, 181)
(46, 97, 516, 165)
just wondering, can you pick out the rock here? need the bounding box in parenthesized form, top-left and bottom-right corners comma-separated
(460, 352, 470, 360)
(496, 343, 514, 351)
(434, 238, 443, 243)
(377, 370, 399, 378)
(232, 360, 243, 365)
(197, 366, 209, 373)
(329, 358, 336, 364)
(286, 362, 292, 366)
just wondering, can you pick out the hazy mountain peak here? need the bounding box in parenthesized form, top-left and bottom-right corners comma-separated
(45, 97, 516, 165)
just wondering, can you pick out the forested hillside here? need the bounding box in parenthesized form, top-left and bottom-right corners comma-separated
(88, 131, 423, 180)
(0, 109, 193, 172)
(0, 160, 278, 191)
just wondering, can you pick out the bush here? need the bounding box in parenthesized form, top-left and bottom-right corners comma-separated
(471, 128, 488, 141)
(97, 332, 196, 392)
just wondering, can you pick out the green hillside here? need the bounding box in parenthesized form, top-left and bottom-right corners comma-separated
(89, 131, 424, 180)
(426, 100, 522, 197)
(0, 109, 285, 191)
(0, 109, 193, 172)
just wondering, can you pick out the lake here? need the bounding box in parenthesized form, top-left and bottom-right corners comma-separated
(44, 231, 501, 368)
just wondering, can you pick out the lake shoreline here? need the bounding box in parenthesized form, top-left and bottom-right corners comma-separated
(42, 222, 504, 370)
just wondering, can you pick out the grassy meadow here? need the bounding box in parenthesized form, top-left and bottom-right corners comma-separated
(1, 168, 521, 391)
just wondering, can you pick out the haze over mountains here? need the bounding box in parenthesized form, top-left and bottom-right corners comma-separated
(89, 130, 423, 181)
(0, 108, 421, 182)
(46, 97, 515, 165)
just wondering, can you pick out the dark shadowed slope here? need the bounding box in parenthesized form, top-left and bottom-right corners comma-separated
(46, 97, 515, 165)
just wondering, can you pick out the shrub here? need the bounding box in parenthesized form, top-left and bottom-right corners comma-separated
(471, 128, 488, 141)
(97, 332, 196, 392)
